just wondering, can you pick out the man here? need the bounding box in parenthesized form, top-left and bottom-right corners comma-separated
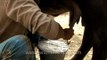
(0, 0, 74, 60)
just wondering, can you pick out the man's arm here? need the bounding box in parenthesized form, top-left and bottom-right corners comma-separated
(5, 0, 67, 39)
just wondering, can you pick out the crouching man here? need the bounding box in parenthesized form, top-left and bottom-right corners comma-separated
(0, 0, 74, 60)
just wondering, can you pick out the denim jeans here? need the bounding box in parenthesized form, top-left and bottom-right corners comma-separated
(0, 35, 36, 60)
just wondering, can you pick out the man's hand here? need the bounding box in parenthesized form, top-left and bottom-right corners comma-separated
(56, 24, 74, 40)
(63, 28, 74, 40)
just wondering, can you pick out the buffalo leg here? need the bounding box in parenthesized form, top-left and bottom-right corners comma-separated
(92, 31, 107, 60)
(71, 27, 93, 60)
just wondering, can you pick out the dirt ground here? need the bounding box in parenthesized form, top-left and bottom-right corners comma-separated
(35, 12, 93, 60)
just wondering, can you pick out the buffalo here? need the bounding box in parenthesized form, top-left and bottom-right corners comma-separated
(34, 0, 107, 60)
(71, 0, 107, 60)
